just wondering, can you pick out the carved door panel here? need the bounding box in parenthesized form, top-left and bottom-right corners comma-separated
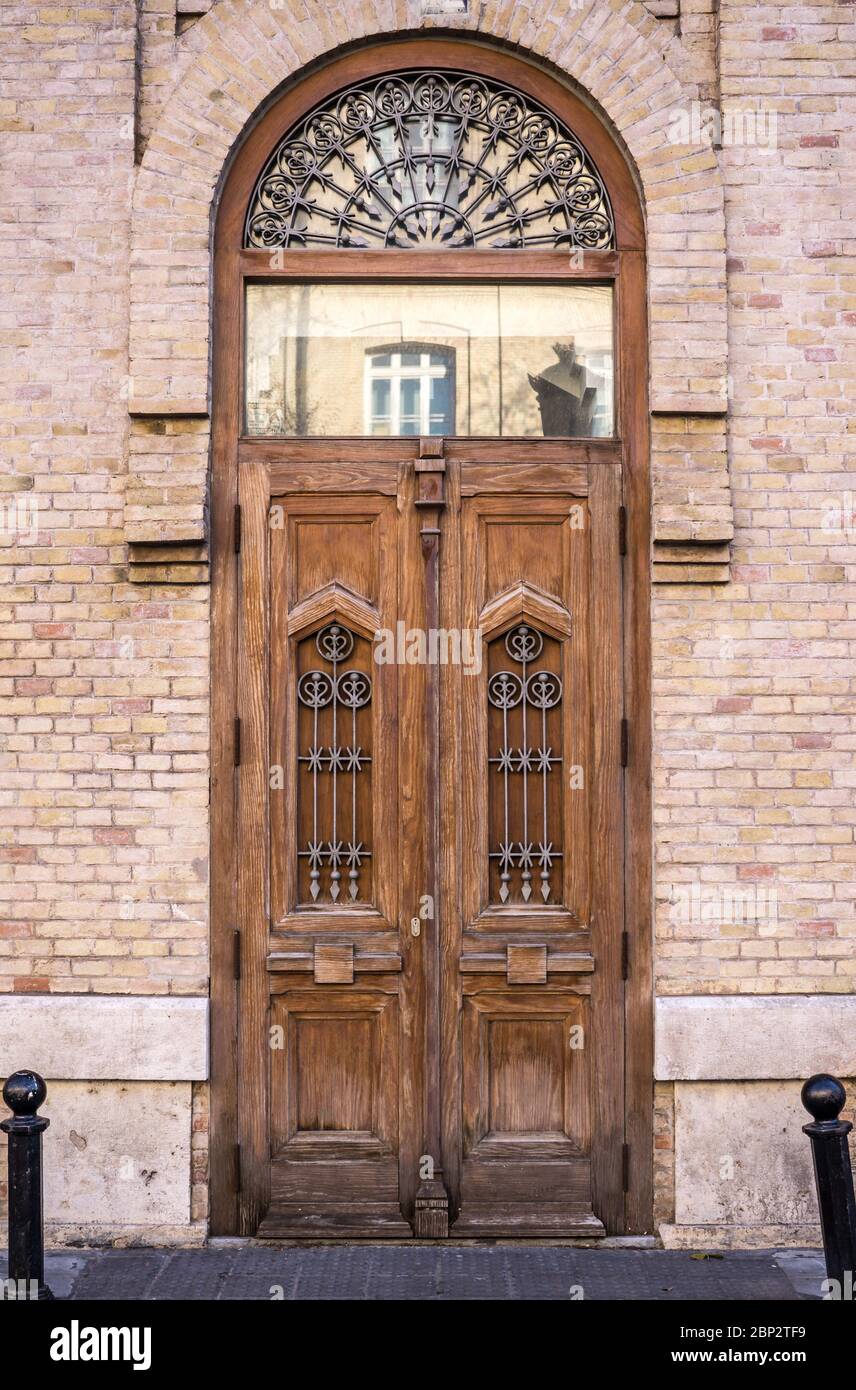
(440, 454, 624, 1236)
(237, 457, 426, 1237)
(236, 452, 624, 1237)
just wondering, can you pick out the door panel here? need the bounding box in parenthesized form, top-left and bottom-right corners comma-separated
(269, 493, 400, 932)
(442, 458, 623, 1236)
(265, 985, 406, 1236)
(237, 449, 624, 1238)
(460, 491, 590, 934)
(241, 459, 420, 1238)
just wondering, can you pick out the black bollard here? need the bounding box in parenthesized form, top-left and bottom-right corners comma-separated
(1, 1070, 53, 1301)
(801, 1073, 856, 1294)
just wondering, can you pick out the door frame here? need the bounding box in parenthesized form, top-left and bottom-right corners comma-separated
(208, 36, 653, 1236)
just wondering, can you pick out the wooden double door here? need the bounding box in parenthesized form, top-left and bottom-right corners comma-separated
(236, 438, 625, 1237)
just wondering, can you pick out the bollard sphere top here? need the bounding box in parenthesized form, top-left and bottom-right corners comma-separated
(2, 1069, 47, 1116)
(801, 1073, 846, 1123)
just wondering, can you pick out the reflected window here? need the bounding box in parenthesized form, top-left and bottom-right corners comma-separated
(366, 347, 454, 436)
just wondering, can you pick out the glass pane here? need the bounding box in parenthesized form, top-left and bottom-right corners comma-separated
(245, 283, 614, 437)
(400, 378, 421, 417)
(430, 374, 453, 434)
(370, 377, 391, 417)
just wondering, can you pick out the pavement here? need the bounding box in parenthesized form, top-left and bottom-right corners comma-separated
(0, 1244, 828, 1301)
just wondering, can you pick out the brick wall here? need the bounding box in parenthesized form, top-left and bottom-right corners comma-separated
(0, 2, 209, 996)
(654, 0, 856, 994)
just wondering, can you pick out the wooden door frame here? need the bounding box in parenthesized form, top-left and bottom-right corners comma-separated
(208, 36, 653, 1236)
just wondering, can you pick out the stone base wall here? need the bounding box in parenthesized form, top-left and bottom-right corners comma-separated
(0, 998, 206, 1243)
(656, 996, 856, 1246)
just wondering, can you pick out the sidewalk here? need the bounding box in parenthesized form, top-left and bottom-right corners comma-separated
(2, 1245, 827, 1301)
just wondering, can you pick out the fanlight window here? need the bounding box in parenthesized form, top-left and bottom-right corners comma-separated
(245, 69, 615, 251)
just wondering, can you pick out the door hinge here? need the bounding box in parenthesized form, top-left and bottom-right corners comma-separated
(618, 504, 627, 557)
(234, 716, 241, 767)
(233, 927, 241, 981)
(234, 503, 242, 555)
(235, 1141, 242, 1193)
(620, 717, 629, 768)
(621, 930, 629, 980)
(622, 1142, 630, 1193)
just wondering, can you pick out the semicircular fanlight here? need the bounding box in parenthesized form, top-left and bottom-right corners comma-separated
(245, 69, 615, 252)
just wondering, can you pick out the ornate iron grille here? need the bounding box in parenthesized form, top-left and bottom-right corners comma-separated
(297, 623, 372, 903)
(245, 69, 615, 251)
(488, 624, 563, 904)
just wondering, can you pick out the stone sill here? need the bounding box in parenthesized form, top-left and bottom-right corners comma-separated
(0, 1223, 210, 1250)
(0, 995, 208, 1081)
(656, 995, 856, 1080)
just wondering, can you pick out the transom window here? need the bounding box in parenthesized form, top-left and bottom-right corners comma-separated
(366, 346, 454, 436)
(245, 68, 615, 251)
(244, 282, 614, 438)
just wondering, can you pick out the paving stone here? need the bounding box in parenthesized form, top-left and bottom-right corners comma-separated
(1, 1253, 92, 1302)
(771, 1250, 828, 1301)
(70, 1251, 166, 1302)
(149, 1251, 237, 1301)
(6, 1245, 821, 1301)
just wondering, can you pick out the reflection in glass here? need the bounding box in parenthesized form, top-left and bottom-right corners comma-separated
(366, 347, 454, 436)
(245, 282, 613, 438)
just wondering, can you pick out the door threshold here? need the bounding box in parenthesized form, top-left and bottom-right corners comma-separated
(452, 1205, 605, 1240)
(257, 1204, 413, 1240)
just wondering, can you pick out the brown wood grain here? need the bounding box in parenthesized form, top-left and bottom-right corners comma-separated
(587, 463, 625, 1234)
(313, 943, 355, 984)
(241, 440, 619, 468)
(238, 248, 621, 279)
(620, 251, 655, 1234)
(235, 461, 272, 1233)
(506, 944, 548, 985)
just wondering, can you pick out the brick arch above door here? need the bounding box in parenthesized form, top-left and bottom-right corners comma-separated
(125, 1, 731, 584)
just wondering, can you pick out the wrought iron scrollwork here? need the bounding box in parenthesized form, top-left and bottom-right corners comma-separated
(297, 623, 372, 902)
(245, 69, 614, 251)
(488, 624, 563, 904)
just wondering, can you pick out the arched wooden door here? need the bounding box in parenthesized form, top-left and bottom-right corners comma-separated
(209, 40, 652, 1238)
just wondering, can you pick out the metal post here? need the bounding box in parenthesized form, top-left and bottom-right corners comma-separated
(801, 1073, 856, 1293)
(1, 1070, 53, 1301)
